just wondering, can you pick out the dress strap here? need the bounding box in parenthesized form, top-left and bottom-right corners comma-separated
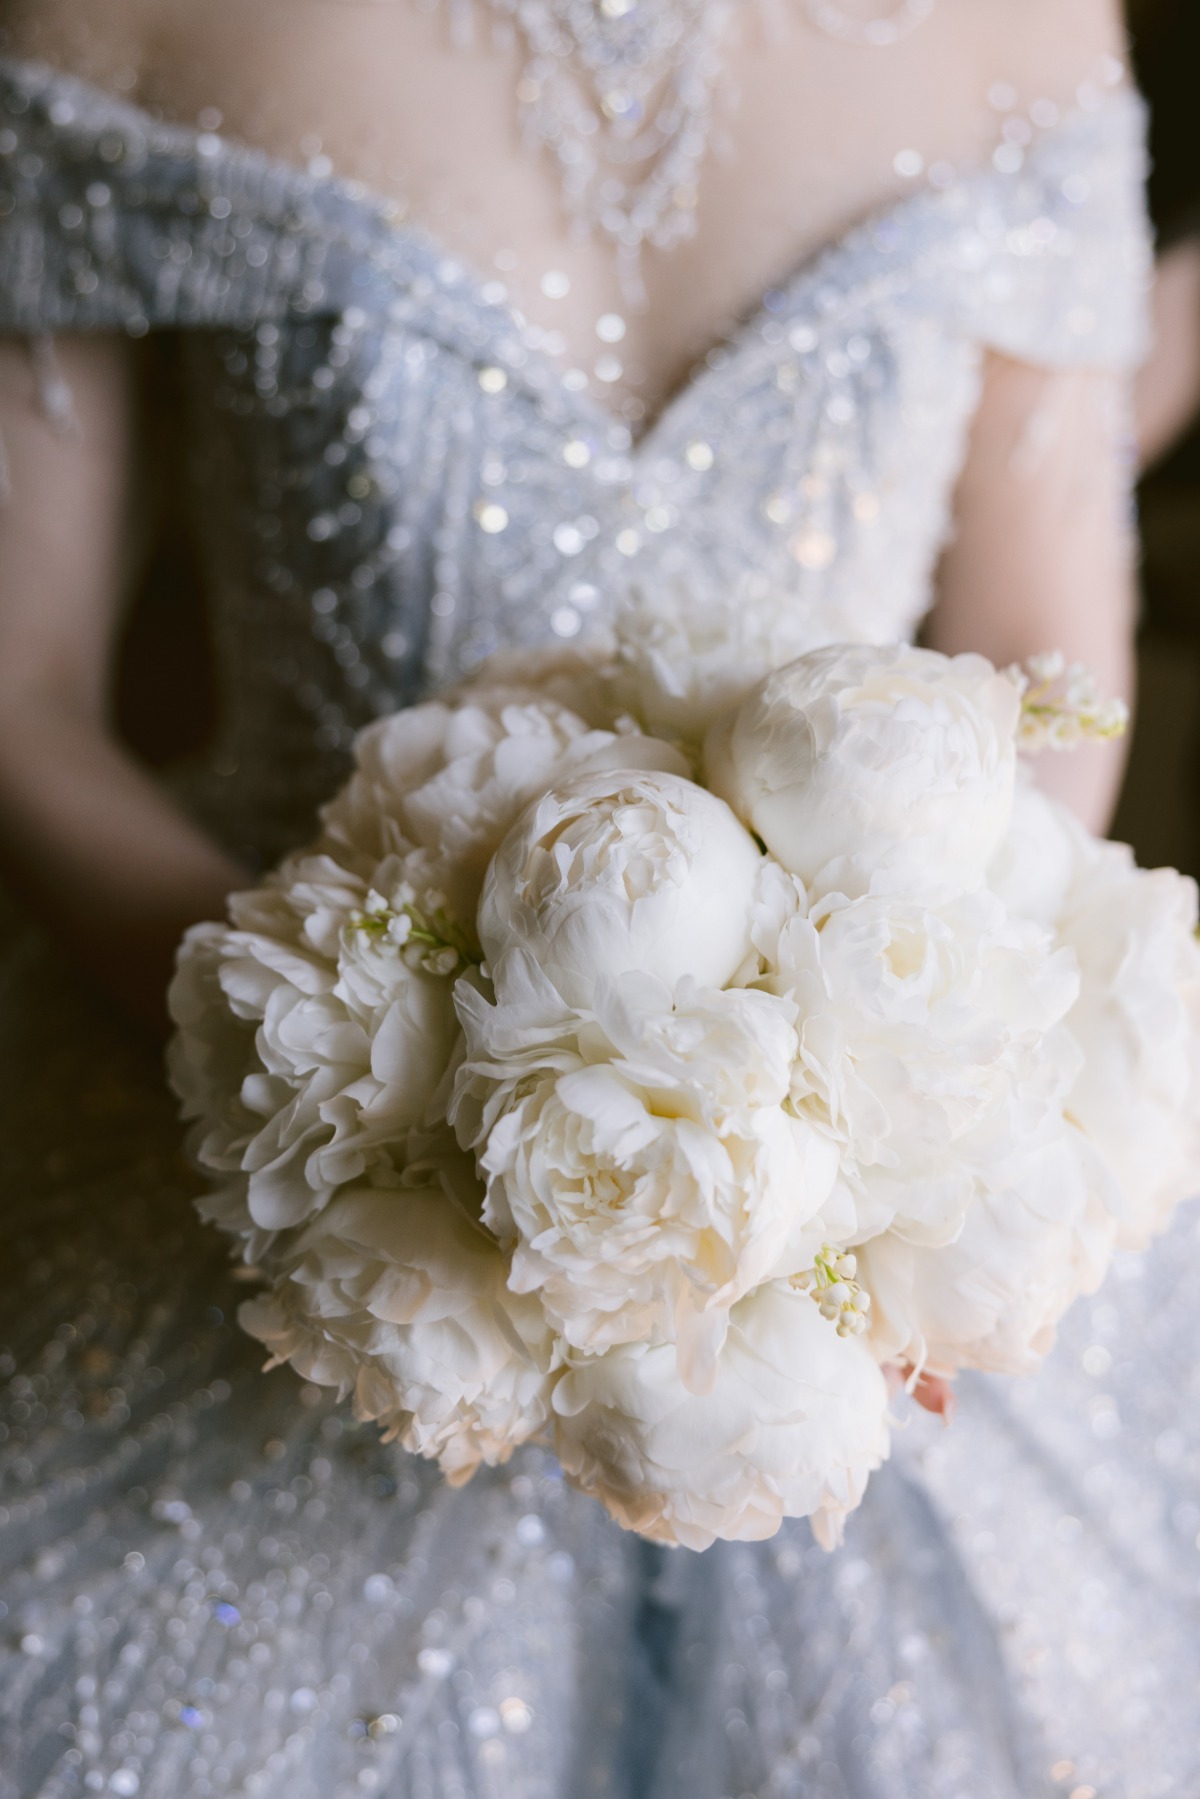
(0, 58, 380, 334)
(937, 88, 1153, 372)
(767, 87, 1154, 377)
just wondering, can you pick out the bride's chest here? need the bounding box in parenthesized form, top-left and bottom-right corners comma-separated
(179, 266, 982, 763)
(139, 0, 1000, 428)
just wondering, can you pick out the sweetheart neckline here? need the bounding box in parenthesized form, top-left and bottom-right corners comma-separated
(0, 52, 1142, 452)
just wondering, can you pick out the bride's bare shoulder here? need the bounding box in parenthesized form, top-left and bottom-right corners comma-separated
(0, 0, 157, 80)
(968, 0, 1130, 94)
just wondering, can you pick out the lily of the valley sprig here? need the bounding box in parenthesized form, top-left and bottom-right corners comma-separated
(348, 884, 481, 977)
(794, 1248, 873, 1339)
(1008, 650, 1129, 753)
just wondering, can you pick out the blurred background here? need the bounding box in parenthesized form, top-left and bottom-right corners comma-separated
(1114, 0, 1200, 874)
(113, 0, 1200, 876)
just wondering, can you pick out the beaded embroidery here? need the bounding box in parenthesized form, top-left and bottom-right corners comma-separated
(0, 52, 1183, 1799)
(0, 56, 1149, 868)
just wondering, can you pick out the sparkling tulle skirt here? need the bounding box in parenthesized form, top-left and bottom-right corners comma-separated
(2, 907, 1198, 1799)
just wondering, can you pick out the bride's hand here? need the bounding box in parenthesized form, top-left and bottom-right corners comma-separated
(885, 1363, 958, 1423)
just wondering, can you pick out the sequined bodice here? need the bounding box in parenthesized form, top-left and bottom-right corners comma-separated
(0, 57, 1149, 864)
(6, 54, 1200, 1799)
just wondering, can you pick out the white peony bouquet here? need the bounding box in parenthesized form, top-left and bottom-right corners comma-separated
(169, 615, 1200, 1551)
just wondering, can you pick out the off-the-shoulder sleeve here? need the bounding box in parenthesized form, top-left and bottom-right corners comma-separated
(934, 88, 1153, 372)
(812, 88, 1154, 376)
(0, 59, 374, 334)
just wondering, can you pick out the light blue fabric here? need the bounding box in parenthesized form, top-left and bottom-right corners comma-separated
(2, 55, 1195, 1799)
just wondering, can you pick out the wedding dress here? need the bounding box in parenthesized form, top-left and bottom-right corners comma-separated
(1, 47, 1195, 1799)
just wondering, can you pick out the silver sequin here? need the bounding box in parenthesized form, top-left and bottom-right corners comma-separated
(0, 52, 1182, 1799)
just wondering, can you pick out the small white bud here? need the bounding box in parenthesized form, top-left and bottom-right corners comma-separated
(1027, 650, 1065, 684)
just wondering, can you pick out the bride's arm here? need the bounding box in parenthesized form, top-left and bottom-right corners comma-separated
(0, 334, 245, 1033)
(925, 352, 1138, 834)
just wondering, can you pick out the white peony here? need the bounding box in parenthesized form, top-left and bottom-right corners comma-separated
(706, 643, 1021, 902)
(455, 644, 625, 732)
(990, 786, 1200, 1251)
(478, 767, 763, 1010)
(168, 852, 461, 1243)
(170, 677, 684, 1247)
(321, 681, 686, 925)
(987, 771, 1083, 927)
(552, 1279, 891, 1550)
(239, 1153, 556, 1485)
(452, 956, 841, 1391)
(168, 916, 281, 1260)
(612, 572, 858, 745)
(1058, 841, 1200, 1250)
(763, 887, 1080, 1246)
(861, 1123, 1120, 1377)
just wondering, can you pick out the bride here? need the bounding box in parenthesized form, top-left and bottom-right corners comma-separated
(1, 0, 1192, 1794)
